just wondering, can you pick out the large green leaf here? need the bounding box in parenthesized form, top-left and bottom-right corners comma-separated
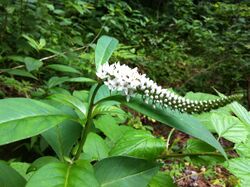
(110, 130, 165, 160)
(26, 160, 100, 187)
(95, 35, 118, 70)
(94, 156, 159, 187)
(0, 161, 26, 187)
(42, 120, 82, 160)
(0, 98, 70, 145)
(211, 113, 248, 143)
(120, 96, 227, 158)
(82, 132, 109, 161)
(224, 158, 250, 187)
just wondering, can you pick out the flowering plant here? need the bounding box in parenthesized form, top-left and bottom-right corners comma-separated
(0, 35, 243, 187)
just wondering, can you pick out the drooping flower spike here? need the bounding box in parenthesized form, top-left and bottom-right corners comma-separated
(96, 62, 240, 114)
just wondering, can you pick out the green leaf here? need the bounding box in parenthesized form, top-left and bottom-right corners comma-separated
(94, 115, 132, 143)
(148, 172, 176, 187)
(68, 77, 97, 83)
(110, 130, 165, 160)
(48, 94, 88, 118)
(7, 69, 37, 79)
(92, 101, 126, 117)
(47, 64, 81, 74)
(195, 112, 216, 132)
(47, 76, 70, 88)
(0, 98, 70, 145)
(7, 56, 43, 72)
(73, 90, 89, 102)
(82, 132, 109, 161)
(95, 35, 118, 70)
(47, 77, 96, 89)
(224, 158, 250, 187)
(211, 113, 248, 143)
(185, 138, 224, 164)
(26, 160, 100, 187)
(42, 120, 82, 160)
(0, 161, 26, 187)
(10, 162, 32, 181)
(235, 135, 250, 158)
(231, 102, 250, 126)
(186, 138, 215, 153)
(27, 156, 59, 173)
(185, 92, 219, 100)
(94, 85, 111, 103)
(22, 34, 40, 51)
(94, 156, 159, 187)
(24, 57, 43, 72)
(119, 96, 227, 158)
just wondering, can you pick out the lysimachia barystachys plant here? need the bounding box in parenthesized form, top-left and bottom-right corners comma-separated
(96, 62, 240, 114)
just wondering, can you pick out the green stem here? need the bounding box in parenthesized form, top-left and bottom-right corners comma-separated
(166, 128, 175, 152)
(160, 151, 232, 158)
(73, 84, 101, 161)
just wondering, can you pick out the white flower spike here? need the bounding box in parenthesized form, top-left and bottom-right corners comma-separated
(96, 62, 240, 113)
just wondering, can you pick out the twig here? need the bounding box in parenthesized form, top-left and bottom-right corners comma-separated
(176, 170, 205, 182)
(179, 58, 226, 88)
(40, 26, 103, 61)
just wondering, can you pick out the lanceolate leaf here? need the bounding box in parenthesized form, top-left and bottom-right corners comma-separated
(0, 98, 71, 145)
(47, 64, 81, 74)
(94, 156, 159, 187)
(26, 160, 100, 187)
(95, 35, 119, 70)
(0, 161, 26, 187)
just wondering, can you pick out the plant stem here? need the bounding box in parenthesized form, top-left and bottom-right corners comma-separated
(73, 84, 101, 161)
(160, 151, 232, 158)
(166, 128, 175, 152)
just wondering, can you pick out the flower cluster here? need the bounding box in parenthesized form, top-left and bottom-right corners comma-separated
(96, 62, 239, 113)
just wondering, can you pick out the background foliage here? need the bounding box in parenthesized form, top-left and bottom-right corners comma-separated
(0, 0, 249, 98)
(0, 0, 249, 186)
